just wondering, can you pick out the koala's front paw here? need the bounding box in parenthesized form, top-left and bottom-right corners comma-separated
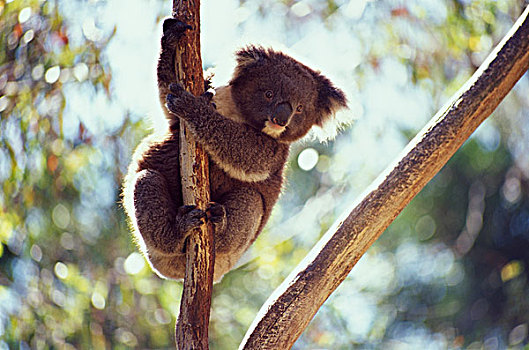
(166, 83, 213, 119)
(168, 83, 186, 97)
(207, 202, 227, 233)
(162, 18, 192, 44)
(166, 83, 191, 116)
(176, 205, 206, 246)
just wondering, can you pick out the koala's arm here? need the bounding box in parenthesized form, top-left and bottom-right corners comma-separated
(158, 19, 288, 182)
(165, 84, 289, 182)
(124, 133, 208, 257)
(156, 19, 191, 118)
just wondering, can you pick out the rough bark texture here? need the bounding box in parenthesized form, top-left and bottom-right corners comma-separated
(171, 1, 214, 350)
(240, 6, 529, 350)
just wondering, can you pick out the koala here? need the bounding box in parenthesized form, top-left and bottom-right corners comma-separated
(122, 18, 347, 281)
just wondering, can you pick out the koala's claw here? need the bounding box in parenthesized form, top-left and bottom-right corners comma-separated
(201, 91, 217, 109)
(204, 77, 214, 92)
(177, 205, 198, 216)
(166, 93, 184, 115)
(166, 83, 213, 118)
(176, 205, 206, 237)
(202, 91, 214, 102)
(207, 202, 227, 233)
(162, 18, 192, 41)
(169, 83, 185, 94)
(207, 202, 226, 221)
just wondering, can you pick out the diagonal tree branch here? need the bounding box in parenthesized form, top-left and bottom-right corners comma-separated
(171, 1, 214, 349)
(240, 5, 529, 350)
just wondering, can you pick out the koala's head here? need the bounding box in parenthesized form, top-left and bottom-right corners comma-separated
(229, 46, 347, 142)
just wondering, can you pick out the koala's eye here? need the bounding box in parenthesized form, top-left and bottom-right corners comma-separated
(296, 104, 303, 113)
(264, 90, 273, 99)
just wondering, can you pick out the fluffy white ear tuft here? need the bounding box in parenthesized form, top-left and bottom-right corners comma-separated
(311, 71, 348, 127)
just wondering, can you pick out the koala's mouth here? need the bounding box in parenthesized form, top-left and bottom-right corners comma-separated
(262, 120, 286, 138)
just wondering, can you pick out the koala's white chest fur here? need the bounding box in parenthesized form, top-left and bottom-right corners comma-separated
(262, 120, 286, 138)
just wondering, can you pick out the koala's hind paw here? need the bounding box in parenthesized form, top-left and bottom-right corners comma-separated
(162, 18, 192, 43)
(207, 202, 227, 233)
(176, 205, 206, 242)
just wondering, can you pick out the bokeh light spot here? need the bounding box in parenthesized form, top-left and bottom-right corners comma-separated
(415, 215, 436, 241)
(45, 66, 61, 84)
(30, 244, 43, 262)
(291, 2, 311, 17)
(73, 63, 89, 82)
(18, 7, 31, 23)
(54, 261, 68, 279)
(124, 252, 145, 275)
(32, 64, 44, 80)
(23, 29, 35, 44)
(91, 292, 106, 310)
(501, 260, 523, 282)
(0, 96, 9, 112)
(60, 232, 75, 250)
(298, 147, 319, 171)
(508, 323, 528, 346)
(52, 204, 70, 229)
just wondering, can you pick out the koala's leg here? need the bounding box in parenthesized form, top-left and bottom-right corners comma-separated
(132, 169, 206, 257)
(213, 188, 264, 279)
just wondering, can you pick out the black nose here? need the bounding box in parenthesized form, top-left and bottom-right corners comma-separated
(272, 102, 293, 126)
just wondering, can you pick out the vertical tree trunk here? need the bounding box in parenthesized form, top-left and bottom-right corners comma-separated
(171, 1, 214, 349)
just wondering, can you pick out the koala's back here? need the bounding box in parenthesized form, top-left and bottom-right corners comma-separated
(131, 132, 183, 202)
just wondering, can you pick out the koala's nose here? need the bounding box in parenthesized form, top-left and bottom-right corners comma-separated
(272, 102, 293, 127)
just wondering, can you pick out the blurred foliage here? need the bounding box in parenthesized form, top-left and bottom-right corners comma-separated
(1, 0, 529, 349)
(0, 0, 157, 348)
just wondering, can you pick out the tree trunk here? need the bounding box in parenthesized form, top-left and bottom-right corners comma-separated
(240, 5, 529, 350)
(171, 1, 214, 349)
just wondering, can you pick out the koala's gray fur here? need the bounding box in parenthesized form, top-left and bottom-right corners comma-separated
(122, 19, 347, 281)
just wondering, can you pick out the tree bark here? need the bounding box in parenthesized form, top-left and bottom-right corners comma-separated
(240, 5, 529, 350)
(171, 1, 214, 349)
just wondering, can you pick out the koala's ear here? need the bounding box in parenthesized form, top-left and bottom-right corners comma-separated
(312, 72, 348, 126)
(232, 46, 269, 82)
(235, 46, 268, 65)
